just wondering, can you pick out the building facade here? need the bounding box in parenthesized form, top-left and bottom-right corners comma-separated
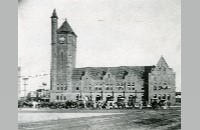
(50, 10, 176, 105)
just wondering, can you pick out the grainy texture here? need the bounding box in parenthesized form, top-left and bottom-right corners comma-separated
(18, 109, 181, 130)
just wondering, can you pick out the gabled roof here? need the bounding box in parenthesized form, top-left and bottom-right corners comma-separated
(156, 56, 169, 68)
(57, 19, 76, 35)
(72, 66, 155, 81)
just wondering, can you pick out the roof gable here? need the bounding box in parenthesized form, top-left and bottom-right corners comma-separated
(57, 20, 76, 35)
(155, 56, 169, 71)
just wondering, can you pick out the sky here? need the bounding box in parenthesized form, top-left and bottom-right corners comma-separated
(18, 0, 181, 95)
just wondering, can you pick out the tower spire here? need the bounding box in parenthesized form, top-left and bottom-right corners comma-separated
(51, 9, 58, 19)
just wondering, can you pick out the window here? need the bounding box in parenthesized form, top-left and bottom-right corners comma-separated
(57, 87, 59, 90)
(167, 94, 171, 100)
(60, 96, 63, 100)
(132, 87, 135, 90)
(99, 87, 102, 90)
(65, 86, 68, 90)
(132, 82, 135, 86)
(154, 86, 157, 90)
(154, 94, 157, 98)
(158, 95, 161, 100)
(158, 86, 162, 90)
(110, 87, 113, 90)
(162, 94, 166, 99)
(141, 87, 144, 90)
(106, 87, 109, 90)
(64, 96, 66, 100)
(61, 87, 63, 90)
(68, 35, 73, 43)
(76, 87, 79, 90)
(56, 96, 59, 100)
(95, 87, 98, 90)
(76, 95, 79, 100)
(141, 94, 144, 99)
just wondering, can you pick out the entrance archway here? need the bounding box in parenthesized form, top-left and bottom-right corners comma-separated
(96, 95, 101, 101)
(117, 95, 124, 102)
(106, 95, 113, 101)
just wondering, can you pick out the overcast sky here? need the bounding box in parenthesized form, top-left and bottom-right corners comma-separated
(18, 0, 181, 94)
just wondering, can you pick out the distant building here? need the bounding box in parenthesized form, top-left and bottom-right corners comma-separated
(49, 10, 176, 105)
(37, 89, 50, 102)
(27, 91, 37, 100)
(18, 67, 21, 99)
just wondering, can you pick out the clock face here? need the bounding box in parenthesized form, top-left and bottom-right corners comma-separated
(58, 36, 65, 44)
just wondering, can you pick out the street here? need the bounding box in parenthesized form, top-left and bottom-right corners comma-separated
(18, 109, 181, 130)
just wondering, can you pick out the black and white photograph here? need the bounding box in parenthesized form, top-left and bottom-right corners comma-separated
(18, 0, 181, 130)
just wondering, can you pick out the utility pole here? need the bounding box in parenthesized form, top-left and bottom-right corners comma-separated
(23, 78, 29, 99)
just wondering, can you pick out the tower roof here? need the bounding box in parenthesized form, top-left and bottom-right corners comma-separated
(57, 19, 76, 35)
(156, 56, 169, 68)
(50, 9, 58, 19)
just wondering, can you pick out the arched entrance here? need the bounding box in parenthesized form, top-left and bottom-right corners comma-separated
(106, 95, 113, 101)
(117, 95, 124, 102)
(96, 95, 101, 101)
(128, 95, 136, 107)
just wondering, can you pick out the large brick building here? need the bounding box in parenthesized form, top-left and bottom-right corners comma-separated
(50, 10, 176, 105)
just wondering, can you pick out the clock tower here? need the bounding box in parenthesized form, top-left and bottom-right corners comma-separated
(50, 9, 77, 94)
